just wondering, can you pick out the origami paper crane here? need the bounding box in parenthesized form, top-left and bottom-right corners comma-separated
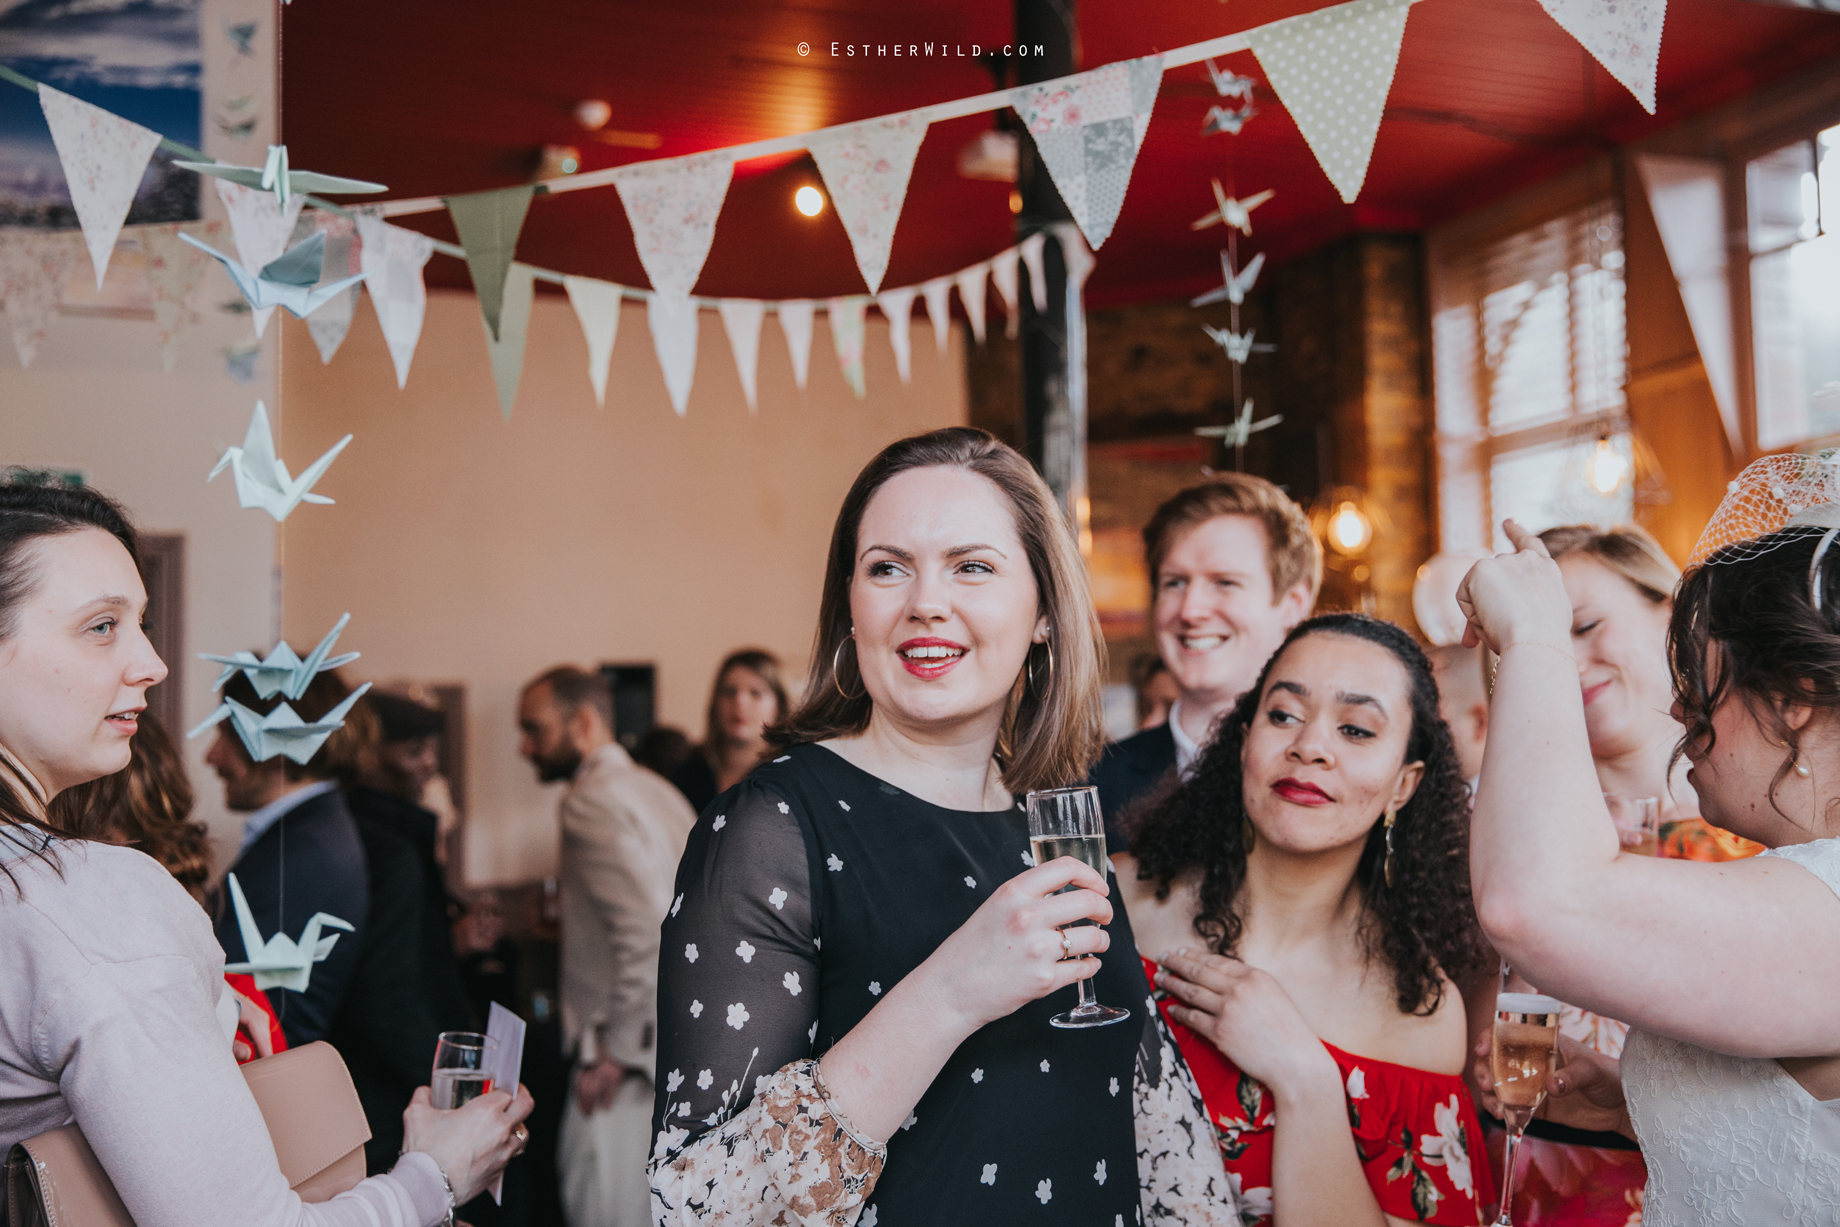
(1202, 103, 1258, 137)
(221, 871, 354, 994)
(1196, 400, 1283, 448)
(176, 145, 386, 210)
(179, 230, 368, 322)
(209, 400, 352, 522)
(200, 613, 361, 701)
(188, 681, 373, 766)
(1202, 325, 1276, 365)
(1203, 59, 1257, 101)
(1191, 182, 1274, 234)
(1190, 250, 1266, 307)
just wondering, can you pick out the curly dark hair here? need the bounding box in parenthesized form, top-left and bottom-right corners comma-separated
(1670, 527, 1840, 822)
(1127, 613, 1490, 1015)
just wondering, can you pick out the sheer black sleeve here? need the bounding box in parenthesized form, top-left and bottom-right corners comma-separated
(652, 779, 819, 1140)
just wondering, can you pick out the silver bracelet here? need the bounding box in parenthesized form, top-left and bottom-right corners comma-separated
(432, 1160, 457, 1227)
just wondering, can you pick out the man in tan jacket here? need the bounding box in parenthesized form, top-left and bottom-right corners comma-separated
(517, 666, 695, 1227)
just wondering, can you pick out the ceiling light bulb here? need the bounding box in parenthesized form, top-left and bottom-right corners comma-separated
(1329, 501, 1372, 555)
(575, 100, 613, 131)
(795, 185, 824, 217)
(1591, 436, 1630, 495)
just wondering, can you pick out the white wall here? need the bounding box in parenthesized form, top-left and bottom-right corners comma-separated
(280, 287, 966, 885)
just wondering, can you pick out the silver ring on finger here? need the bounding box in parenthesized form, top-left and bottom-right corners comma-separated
(1059, 929, 1073, 959)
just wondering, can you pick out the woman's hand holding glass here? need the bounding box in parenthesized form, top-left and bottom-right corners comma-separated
(402, 1082, 536, 1206)
(1154, 949, 1340, 1095)
(920, 856, 1114, 1036)
(1456, 520, 1576, 656)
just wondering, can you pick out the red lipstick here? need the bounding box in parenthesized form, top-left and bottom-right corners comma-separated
(896, 637, 967, 679)
(1272, 777, 1332, 806)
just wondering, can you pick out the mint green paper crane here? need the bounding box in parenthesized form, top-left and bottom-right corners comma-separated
(209, 400, 351, 523)
(188, 682, 373, 765)
(175, 144, 386, 211)
(221, 871, 354, 994)
(199, 613, 360, 701)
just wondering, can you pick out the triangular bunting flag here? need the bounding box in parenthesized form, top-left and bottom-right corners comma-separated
(304, 212, 362, 365)
(37, 84, 162, 291)
(1020, 231, 1048, 313)
(613, 152, 735, 300)
(563, 275, 624, 407)
(142, 220, 220, 372)
(876, 287, 917, 385)
(717, 298, 766, 412)
(0, 230, 81, 369)
(1055, 222, 1097, 296)
(481, 262, 536, 419)
(991, 247, 1021, 340)
(828, 296, 868, 399)
(1537, 0, 1666, 114)
(954, 265, 989, 345)
(806, 112, 930, 294)
(922, 277, 953, 356)
(217, 180, 305, 337)
(778, 300, 815, 389)
(356, 214, 435, 389)
(1248, 0, 1412, 204)
(1009, 55, 1163, 249)
(647, 293, 699, 415)
(446, 184, 535, 341)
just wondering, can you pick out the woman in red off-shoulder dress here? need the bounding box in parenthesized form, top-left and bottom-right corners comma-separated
(1120, 615, 1497, 1225)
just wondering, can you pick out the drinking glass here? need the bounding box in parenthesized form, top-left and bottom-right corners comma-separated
(1026, 786, 1130, 1029)
(1605, 794, 1660, 857)
(431, 1031, 498, 1109)
(1491, 993, 1560, 1226)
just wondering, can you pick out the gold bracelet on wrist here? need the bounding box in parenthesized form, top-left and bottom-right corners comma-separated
(1488, 641, 1576, 695)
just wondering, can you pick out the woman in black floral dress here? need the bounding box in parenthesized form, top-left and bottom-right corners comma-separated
(649, 429, 1233, 1226)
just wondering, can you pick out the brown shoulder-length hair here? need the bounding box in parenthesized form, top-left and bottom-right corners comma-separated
(703, 649, 790, 758)
(768, 427, 1106, 795)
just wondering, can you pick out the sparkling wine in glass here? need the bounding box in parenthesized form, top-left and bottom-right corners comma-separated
(1605, 794, 1660, 857)
(1491, 993, 1560, 1226)
(1026, 786, 1130, 1030)
(432, 1031, 498, 1109)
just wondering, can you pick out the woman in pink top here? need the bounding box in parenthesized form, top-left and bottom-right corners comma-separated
(0, 480, 532, 1227)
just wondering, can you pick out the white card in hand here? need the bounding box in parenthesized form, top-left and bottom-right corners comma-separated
(486, 1001, 526, 1204)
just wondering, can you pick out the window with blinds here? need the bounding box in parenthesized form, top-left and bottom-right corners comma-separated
(1431, 198, 1632, 550)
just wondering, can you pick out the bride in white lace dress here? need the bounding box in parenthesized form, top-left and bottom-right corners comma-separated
(1456, 461, 1840, 1226)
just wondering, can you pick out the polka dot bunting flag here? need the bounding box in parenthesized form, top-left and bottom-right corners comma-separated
(1247, 0, 1412, 204)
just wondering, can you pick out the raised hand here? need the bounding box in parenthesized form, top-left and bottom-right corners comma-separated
(1455, 520, 1574, 656)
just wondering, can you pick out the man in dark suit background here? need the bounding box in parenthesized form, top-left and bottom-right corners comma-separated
(1092, 475, 1321, 852)
(206, 668, 370, 1048)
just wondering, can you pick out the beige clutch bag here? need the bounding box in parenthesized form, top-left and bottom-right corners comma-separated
(5, 1042, 373, 1226)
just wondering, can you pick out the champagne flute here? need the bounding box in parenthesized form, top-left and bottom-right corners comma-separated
(1605, 794, 1660, 857)
(432, 1031, 498, 1109)
(1026, 786, 1130, 1029)
(1491, 993, 1560, 1226)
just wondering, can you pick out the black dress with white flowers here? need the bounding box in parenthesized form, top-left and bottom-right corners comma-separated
(650, 744, 1230, 1226)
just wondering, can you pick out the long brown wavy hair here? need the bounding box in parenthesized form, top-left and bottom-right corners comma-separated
(1128, 614, 1490, 1015)
(50, 712, 213, 907)
(768, 427, 1106, 795)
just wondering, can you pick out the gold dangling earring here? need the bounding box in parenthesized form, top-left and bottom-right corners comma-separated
(833, 631, 865, 701)
(1383, 807, 1398, 888)
(1241, 814, 1256, 855)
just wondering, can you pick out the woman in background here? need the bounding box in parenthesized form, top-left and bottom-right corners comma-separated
(1123, 614, 1495, 1226)
(670, 648, 788, 814)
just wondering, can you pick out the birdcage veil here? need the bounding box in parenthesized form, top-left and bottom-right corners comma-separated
(1691, 449, 1840, 608)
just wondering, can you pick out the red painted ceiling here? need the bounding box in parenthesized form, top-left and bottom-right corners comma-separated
(279, 0, 1840, 310)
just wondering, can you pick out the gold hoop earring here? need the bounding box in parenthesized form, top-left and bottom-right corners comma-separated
(833, 633, 865, 701)
(1026, 639, 1054, 701)
(1383, 807, 1398, 888)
